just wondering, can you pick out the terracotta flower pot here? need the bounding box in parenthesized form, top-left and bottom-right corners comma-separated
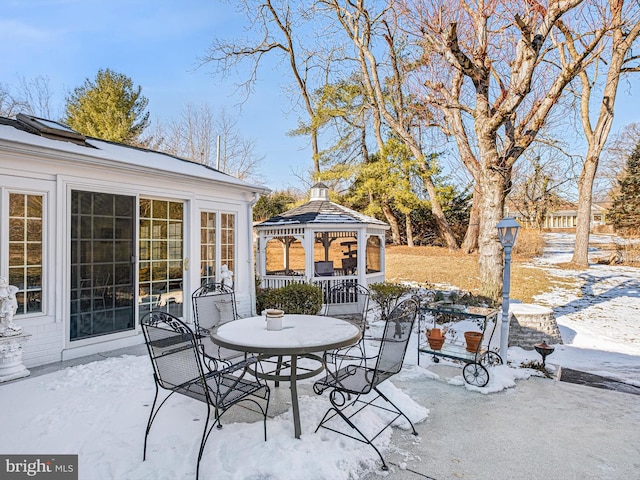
(427, 328, 445, 350)
(427, 336, 445, 350)
(427, 328, 442, 338)
(464, 331, 482, 353)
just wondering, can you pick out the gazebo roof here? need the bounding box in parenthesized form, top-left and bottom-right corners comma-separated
(256, 183, 388, 228)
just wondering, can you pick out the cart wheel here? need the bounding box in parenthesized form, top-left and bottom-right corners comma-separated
(480, 351, 503, 367)
(432, 356, 440, 363)
(463, 362, 489, 387)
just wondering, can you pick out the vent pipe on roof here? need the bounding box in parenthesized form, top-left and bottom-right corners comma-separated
(216, 135, 221, 170)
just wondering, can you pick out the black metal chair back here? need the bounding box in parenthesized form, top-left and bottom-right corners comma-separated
(372, 296, 417, 384)
(141, 311, 270, 480)
(143, 311, 205, 394)
(322, 281, 371, 366)
(191, 282, 238, 332)
(313, 297, 419, 471)
(323, 281, 370, 331)
(191, 283, 245, 368)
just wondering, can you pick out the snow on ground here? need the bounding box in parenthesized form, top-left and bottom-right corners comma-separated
(0, 233, 638, 479)
(531, 233, 640, 385)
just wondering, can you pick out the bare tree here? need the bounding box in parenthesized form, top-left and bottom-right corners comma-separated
(509, 144, 575, 228)
(162, 104, 214, 164)
(318, 0, 459, 249)
(395, 0, 603, 298)
(560, 0, 640, 266)
(0, 76, 56, 119)
(16, 76, 55, 118)
(200, 0, 328, 174)
(159, 104, 263, 182)
(0, 83, 22, 117)
(600, 122, 640, 198)
(216, 108, 264, 181)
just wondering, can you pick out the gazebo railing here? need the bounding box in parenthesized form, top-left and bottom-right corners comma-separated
(365, 272, 385, 285)
(259, 275, 358, 298)
(261, 272, 383, 291)
(260, 276, 304, 290)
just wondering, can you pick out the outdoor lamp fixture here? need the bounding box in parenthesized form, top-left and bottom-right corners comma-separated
(496, 216, 521, 363)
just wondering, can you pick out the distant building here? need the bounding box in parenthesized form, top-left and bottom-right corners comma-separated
(506, 200, 610, 231)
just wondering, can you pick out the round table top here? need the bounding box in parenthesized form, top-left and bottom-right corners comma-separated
(210, 314, 361, 355)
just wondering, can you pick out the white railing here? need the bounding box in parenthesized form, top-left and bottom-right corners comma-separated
(366, 272, 385, 285)
(260, 272, 385, 291)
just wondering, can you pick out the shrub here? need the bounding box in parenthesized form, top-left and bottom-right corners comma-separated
(369, 282, 414, 320)
(513, 228, 544, 259)
(256, 282, 323, 315)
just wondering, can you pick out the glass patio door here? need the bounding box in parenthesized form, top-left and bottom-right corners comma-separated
(70, 191, 136, 340)
(138, 199, 184, 319)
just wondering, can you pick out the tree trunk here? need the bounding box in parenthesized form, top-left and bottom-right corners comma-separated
(382, 202, 401, 245)
(462, 186, 481, 254)
(405, 214, 414, 247)
(477, 146, 507, 301)
(311, 128, 320, 174)
(571, 153, 599, 266)
(421, 171, 459, 249)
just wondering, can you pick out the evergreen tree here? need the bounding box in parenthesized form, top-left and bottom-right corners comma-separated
(610, 141, 640, 234)
(253, 191, 300, 222)
(64, 69, 149, 144)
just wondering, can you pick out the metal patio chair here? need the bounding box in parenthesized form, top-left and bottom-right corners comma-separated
(191, 282, 246, 370)
(322, 281, 371, 366)
(313, 297, 419, 471)
(141, 311, 270, 480)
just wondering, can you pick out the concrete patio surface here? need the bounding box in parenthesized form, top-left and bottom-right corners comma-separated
(22, 349, 640, 480)
(358, 364, 640, 480)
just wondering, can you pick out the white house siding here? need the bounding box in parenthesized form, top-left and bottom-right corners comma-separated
(1, 122, 266, 367)
(22, 322, 64, 366)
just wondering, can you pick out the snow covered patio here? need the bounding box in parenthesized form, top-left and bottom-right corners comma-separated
(1, 233, 639, 479)
(0, 345, 638, 480)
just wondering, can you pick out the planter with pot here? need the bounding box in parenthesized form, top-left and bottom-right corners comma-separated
(464, 331, 483, 353)
(426, 328, 446, 350)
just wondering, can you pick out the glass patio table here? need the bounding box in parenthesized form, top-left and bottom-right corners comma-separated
(210, 314, 361, 438)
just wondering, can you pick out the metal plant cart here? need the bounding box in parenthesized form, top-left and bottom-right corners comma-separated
(418, 302, 502, 387)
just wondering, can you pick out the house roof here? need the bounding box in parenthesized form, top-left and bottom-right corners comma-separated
(256, 183, 388, 228)
(0, 115, 268, 194)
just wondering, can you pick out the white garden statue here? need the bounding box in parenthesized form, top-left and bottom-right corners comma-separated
(220, 265, 234, 288)
(0, 276, 22, 336)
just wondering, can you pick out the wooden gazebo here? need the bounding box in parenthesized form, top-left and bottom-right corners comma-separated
(255, 183, 389, 295)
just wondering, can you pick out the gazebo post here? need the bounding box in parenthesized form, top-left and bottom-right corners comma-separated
(284, 238, 290, 272)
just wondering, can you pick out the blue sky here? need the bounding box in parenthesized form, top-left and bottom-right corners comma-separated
(1, 0, 639, 194)
(0, 0, 311, 191)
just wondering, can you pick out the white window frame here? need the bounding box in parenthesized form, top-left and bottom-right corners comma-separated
(1, 187, 48, 319)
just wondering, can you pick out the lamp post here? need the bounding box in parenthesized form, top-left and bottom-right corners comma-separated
(496, 217, 521, 363)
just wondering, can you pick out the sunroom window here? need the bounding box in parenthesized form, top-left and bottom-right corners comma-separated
(8, 193, 43, 315)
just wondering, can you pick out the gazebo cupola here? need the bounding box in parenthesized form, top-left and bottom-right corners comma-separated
(255, 183, 389, 291)
(310, 183, 330, 201)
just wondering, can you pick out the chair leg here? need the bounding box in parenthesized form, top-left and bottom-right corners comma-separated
(196, 404, 214, 480)
(374, 386, 418, 436)
(317, 401, 390, 471)
(144, 384, 178, 461)
(143, 383, 160, 461)
(262, 388, 271, 441)
(215, 407, 223, 429)
(315, 386, 418, 471)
